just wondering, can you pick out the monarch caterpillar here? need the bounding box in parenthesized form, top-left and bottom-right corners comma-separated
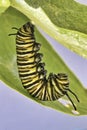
(9, 22, 79, 110)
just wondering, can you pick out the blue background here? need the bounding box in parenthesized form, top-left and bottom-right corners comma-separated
(0, 0, 87, 130)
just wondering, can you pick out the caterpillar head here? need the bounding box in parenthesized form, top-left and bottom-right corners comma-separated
(22, 22, 34, 34)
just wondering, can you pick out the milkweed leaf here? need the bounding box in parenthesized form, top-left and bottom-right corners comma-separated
(0, 6, 87, 115)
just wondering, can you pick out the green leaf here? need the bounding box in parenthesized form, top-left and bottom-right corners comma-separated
(9, 0, 87, 58)
(0, 6, 87, 116)
(0, 0, 10, 14)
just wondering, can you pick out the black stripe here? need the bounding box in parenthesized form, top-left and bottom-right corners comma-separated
(57, 73, 68, 80)
(17, 48, 40, 55)
(48, 76, 55, 100)
(17, 54, 35, 59)
(17, 60, 37, 65)
(19, 71, 38, 77)
(24, 79, 41, 89)
(18, 65, 36, 71)
(17, 50, 34, 55)
(18, 68, 31, 73)
(16, 41, 34, 45)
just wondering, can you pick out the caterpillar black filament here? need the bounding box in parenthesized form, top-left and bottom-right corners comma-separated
(9, 22, 79, 110)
